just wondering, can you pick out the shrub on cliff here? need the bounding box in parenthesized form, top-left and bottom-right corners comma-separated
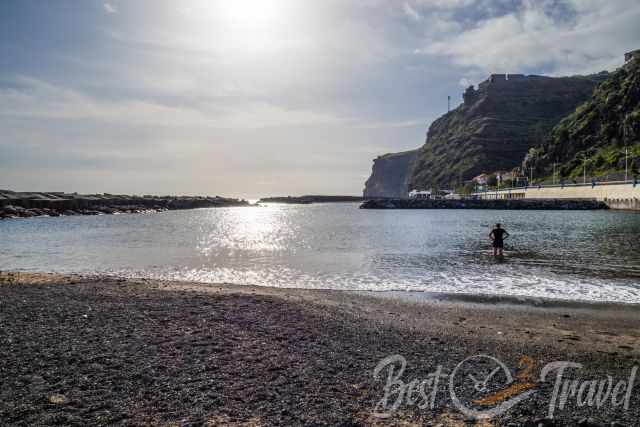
(525, 58, 640, 180)
(409, 74, 603, 190)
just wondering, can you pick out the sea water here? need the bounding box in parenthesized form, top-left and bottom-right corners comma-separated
(1, 203, 640, 303)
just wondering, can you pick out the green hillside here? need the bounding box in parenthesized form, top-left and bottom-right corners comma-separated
(524, 58, 640, 182)
(407, 73, 605, 191)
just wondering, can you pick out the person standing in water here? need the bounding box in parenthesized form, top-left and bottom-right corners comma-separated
(489, 223, 509, 257)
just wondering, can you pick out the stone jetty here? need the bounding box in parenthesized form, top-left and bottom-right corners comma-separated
(0, 190, 251, 220)
(360, 198, 608, 210)
(258, 195, 363, 204)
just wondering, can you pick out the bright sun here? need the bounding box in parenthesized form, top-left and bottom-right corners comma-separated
(220, 0, 282, 29)
(190, 0, 292, 53)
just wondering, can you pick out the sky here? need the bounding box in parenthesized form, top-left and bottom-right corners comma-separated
(1, 0, 639, 198)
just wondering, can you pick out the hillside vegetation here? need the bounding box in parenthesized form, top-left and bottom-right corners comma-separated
(524, 58, 640, 182)
(407, 74, 605, 191)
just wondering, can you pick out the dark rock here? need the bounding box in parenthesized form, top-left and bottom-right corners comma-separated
(360, 198, 608, 210)
(577, 418, 604, 427)
(363, 150, 419, 198)
(0, 190, 253, 220)
(533, 417, 556, 426)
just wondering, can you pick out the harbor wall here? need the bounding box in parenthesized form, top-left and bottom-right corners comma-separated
(474, 182, 640, 210)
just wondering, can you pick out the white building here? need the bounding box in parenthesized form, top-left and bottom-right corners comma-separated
(408, 190, 432, 199)
(472, 174, 490, 185)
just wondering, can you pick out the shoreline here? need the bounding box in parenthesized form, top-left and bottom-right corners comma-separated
(7, 270, 640, 308)
(2, 272, 640, 425)
(362, 288, 640, 309)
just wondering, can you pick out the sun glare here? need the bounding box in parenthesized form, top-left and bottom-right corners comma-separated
(220, 0, 282, 29)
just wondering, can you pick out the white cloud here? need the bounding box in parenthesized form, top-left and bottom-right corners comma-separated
(103, 2, 117, 14)
(410, 0, 476, 10)
(0, 77, 347, 129)
(403, 3, 422, 21)
(418, 0, 640, 76)
(5, 0, 639, 196)
(0, 77, 401, 197)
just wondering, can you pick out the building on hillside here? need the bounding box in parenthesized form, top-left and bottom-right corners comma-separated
(408, 189, 432, 199)
(463, 85, 479, 104)
(472, 174, 490, 185)
(496, 171, 515, 184)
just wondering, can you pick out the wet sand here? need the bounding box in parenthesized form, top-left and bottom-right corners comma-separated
(1, 272, 639, 426)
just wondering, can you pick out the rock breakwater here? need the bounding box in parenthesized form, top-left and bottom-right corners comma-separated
(360, 198, 608, 210)
(258, 195, 363, 204)
(0, 190, 251, 220)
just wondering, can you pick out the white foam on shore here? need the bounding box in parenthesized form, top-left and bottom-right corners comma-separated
(104, 265, 640, 305)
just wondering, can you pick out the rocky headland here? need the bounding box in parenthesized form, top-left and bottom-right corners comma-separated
(363, 72, 609, 197)
(0, 190, 251, 220)
(362, 149, 419, 199)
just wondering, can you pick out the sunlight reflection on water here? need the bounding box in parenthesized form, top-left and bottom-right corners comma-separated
(1, 203, 640, 303)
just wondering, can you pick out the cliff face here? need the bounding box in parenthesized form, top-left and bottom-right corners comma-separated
(410, 73, 607, 190)
(363, 72, 606, 195)
(363, 149, 418, 198)
(523, 58, 640, 180)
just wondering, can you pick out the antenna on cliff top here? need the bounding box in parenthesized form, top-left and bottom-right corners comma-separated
(447, 95, 450, 112)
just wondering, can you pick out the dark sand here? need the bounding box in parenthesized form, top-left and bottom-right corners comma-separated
(1, 272, 639, 426)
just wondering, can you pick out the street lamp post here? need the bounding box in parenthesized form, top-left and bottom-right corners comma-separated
(625, 146, 629, 181)
(621, 117, 636, 182)
(553, 163, 557, 185)
(583, 156, 587, 184)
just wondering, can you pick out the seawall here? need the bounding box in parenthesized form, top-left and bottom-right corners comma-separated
(474, 181, 640, 210)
